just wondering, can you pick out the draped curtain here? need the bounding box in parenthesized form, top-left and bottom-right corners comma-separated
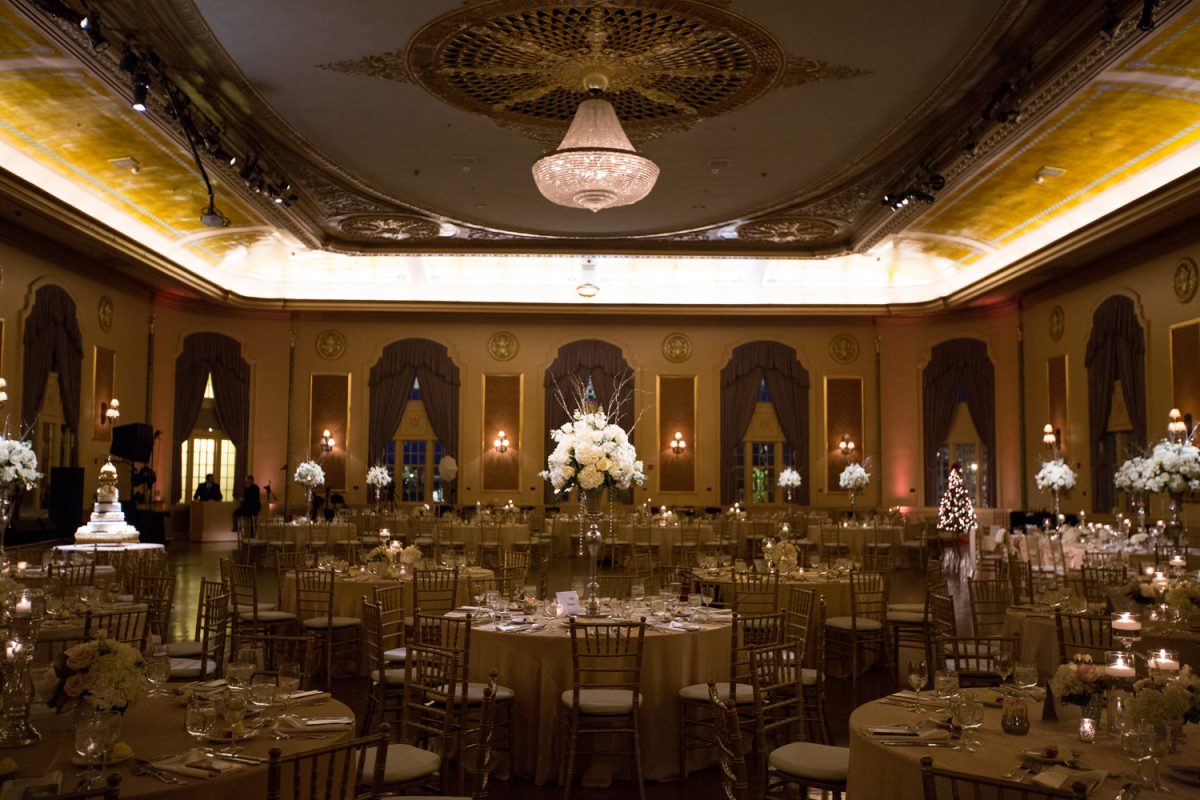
(21, 284, 83, 463)
(367, 339, 460, 503)
(719, 341, 810, 505)
(1085, 295, 1146, 513)
(170, 333, 250, 503)
(922, 338, 996, 507)
(543, 340, 634, 503)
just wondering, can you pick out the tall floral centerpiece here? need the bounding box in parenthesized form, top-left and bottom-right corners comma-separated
(1142, 438, 1200, 545)
(366, 465, 392, 511)
(293, 460, 325, 519)
(778, 467, 802, 504)
(839, 461, 870, 518)
(0, 433, 41, 568)
(1115, 456, 1153, 533)
(541, 405, 645, 614)
(1035, 458, 1077, 523)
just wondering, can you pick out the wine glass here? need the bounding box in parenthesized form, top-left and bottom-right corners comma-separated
(907, 660, 928, 699)
(1121, 724, 1153, 786)
(185, 694, 217, 743)
(227, 659, 254, 692)
(74, 711, 106, 786)
(1013, 662, 1038, 694)
(934, 670, 959, 703)
(631, 581, 645, 604)
(953, 694, 984, 752)
(248, 674, 277, 726)
(144, 645, 171, 697)
(278, 662, 302, 710)
(699, 585, 714, 619)
(1144, 721, 1173, 792)
(260, 686, 289, 740)
(993, 651, 1013, 686)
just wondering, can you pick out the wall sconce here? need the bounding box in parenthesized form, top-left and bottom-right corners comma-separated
(1168, 408, 1188, 442)
(320, 429, 335, 453)
(100, 398, 120, 426)
(670, 431, 687, 455)
(1042, 423, 1061, 456)
(493, 431, 510, 453)
(839, 433, 856, 459)
(0, 377, 7, 407)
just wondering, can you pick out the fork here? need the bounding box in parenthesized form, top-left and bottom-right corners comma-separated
(1005, 757, 1034, 779)
(1022, 762, 1044, 781)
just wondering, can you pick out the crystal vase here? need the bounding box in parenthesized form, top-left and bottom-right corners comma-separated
(1052, 489, 1061, 527)
(0, 651, 38, 747)
(1167, 491, 1186, 547)
(0, 484, 14, 570)
(849, 489, 857, 520)
(578, 487, 606, 615)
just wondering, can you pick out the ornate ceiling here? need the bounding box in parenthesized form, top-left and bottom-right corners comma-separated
(1, 0, 1200, 310)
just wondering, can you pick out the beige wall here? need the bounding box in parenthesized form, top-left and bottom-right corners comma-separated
(2, 229, 1196, 520)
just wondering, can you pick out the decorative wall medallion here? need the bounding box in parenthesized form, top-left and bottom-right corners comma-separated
(487, 331, 519, 361)
(736, 217, 839, 244)
(662, 332, 692, 363)
(336, 214, 441, 241)
(829, 334, 859, 364)
(97, 295, 113, 333)
(315, 330, 347, 360)
(1175, 257, 1198, 303)
(1049, 305, 1065, 342)
(323, 1, 866, 142)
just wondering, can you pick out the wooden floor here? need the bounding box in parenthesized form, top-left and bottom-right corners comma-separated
(164, 537, 948, 800)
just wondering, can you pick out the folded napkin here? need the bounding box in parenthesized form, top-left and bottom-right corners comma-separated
(1031, 765, 1106, 794)
(705, 609, 733, 618)
(668, 620, 701, 631)
(867, 724, 950, 741)
(887, 691, 942, 706)
(278, 714, 353, 732)
(286, 689, 330, 703)
(153, 749, 244, 779)
(495, 621, 531, 632)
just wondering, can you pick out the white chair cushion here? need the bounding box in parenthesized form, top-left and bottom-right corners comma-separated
(362, 743, 439, 785)
(801, 668, 818, 686)
(169, 658, 217, 678)
(235, 602, 277, 613)
(369, 669, 406, 687)
(164, 641, 202, 658)
(301, 616, 361, 629)
(678, 682, 754, 704)
(238, 610, 296, 623)
(769, 742, 849, 783)
(886, 610, 928, 624)
(438, 682, 516, 703)
(383, 646, 407, 663)
(560, 688, 641, 715)
(825, 616, 883, 631)
(888, 603, 925, 613)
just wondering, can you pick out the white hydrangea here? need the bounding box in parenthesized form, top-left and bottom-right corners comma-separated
(1035, 458, 1077, 492)
(1143, 439, 1200, 495)
(1114, 456, 1153, 493)
(293, 459, 325, 489)
(366, 465, 392, 489)
(0, 436, 41, 489)
(539, 408, 645, 493)
(839, 463, 870, 491)
(778, 467, 802, 488)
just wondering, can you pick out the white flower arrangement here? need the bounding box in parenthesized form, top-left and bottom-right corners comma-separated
(50, 633, 149, 712)
(0, 436, 41, 489)
(1143, 439, 1200, 495)
(365, 465, 392, 489)
(540, 408, 645, 494)
(777, 467, 802, 489)
(1114, 456, 1153, 494)
(839, 462, 870, 491)
(1035, 458, 1077, 492)
(365, 542, 422, 566)
(293, 460, 325, 490)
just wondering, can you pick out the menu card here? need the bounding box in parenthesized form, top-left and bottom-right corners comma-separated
(556, 590, 581, 616)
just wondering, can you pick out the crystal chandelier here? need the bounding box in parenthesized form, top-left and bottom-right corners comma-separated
(532, 72, 659, 212)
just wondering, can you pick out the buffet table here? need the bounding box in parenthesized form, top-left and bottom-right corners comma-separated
(469, 615, 730, 784)
(848, 689, 1199, 798)
(7, 694, 355, 798)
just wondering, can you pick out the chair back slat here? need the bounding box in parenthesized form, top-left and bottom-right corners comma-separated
(265, 725, 388, 800)
(411, 567, 460, 615)
(1055, 610, 1113, 663)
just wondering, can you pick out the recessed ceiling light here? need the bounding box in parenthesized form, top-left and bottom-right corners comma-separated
(576, 282, 599, 298)
(1034, 166, 1066, 184)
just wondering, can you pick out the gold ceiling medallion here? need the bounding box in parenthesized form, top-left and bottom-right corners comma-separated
(488, 331, 519, 361)
(323, 1, 865, 141)
(829, 334, 859, 364)
(736, 217, 839, 244)
(662, 332, 692, 363)
(1049, 305, 1065, 342)
(1174, 257, 1198, 304)
(315, 330, 347, 360)
(336, 214, 442, 241)
(97, 296, 114, 333)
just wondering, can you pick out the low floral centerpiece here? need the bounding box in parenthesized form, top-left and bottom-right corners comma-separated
(1050, 653, 1108, 707)
(365, 542, 421, 568)
(1166, 579, 1200, 610)
(540, 408, 645, 496)
(1123, 577, 1159, 605)
(1129, 666, 1200, 726)
(48, 633, 149, 713)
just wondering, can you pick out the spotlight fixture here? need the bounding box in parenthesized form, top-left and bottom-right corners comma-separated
(320, 429, 335, 453)
(131, 71, 149, 112)
(79, 8, 107, 51)
(200, 200, 228, 228)
(1138, 0, 1157, 31)
(670, 431, 687, 455)
(493, 431, 510, 454)
(1101, 0, 1121, 38)
(100, 398, 120, 426)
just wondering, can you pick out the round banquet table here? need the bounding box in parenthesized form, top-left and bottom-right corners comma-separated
(848, 689, 1200, 798)
(277, 567, 494, 618)
(1003, 608, 1200, 681)
(449, 523, 530, 552)
(10, 694, 355, 798)
(468, 615, 731, 784)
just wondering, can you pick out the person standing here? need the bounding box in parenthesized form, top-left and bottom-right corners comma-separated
(193, 473, 223, 501)
(233, 474, 261, 534)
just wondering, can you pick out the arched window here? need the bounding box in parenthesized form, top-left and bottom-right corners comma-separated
(922, 338, 996, 507)
(178, 375, 237, 501)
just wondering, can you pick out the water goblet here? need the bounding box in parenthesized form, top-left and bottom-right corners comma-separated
(1121, 724, 1153, 786)
(260, 687, 289, 740)
(953, 693, 984, 752)
(144, 645, 171, 697)
(74, 712, 106, 786)
(1144, 721, 1173, 792)
(1013, 662, 1039, 694)
(934, 670, 960, 703)
(631, 581, 645, 604)
(248, 674, 277, 726)
(907, 660, 928, 699)
(185, 694, 217, 743)
(993, 651, 1013, 686)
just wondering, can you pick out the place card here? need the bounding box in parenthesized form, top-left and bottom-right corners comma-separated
(556, 591, 581, 616)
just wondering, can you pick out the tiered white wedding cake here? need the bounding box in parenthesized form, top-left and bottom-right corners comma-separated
(74, 459, 140, 544)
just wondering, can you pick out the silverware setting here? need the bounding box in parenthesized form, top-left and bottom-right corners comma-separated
(130, 758, 184, 784)
(879, 740, 956, 747)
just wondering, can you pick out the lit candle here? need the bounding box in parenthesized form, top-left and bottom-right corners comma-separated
(13, 597, 32, 617)
(1144, 565, 1156, 576)
(1107, 654, 1136, 679)
(1111, 613, 1142, 633)
(1151, 571, 1169, 590)
(1147, 649, 1180, 672)
(1078, 718, 1096, 743)
(1169, 555, 1187, 568)
(14, 561, 26, 575)
(4, 642, 20, 659)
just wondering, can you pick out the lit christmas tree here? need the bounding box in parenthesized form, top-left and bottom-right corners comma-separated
(938, 463, 977, 533)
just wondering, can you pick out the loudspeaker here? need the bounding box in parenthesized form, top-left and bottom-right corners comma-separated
(110, 423, 155, 463)
(49, 466, 85, 536)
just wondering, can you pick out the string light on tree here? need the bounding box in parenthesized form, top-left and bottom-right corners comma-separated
(938, 463, 977, 536)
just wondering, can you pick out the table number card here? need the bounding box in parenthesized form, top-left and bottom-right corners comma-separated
(556, 590, 581, 616)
